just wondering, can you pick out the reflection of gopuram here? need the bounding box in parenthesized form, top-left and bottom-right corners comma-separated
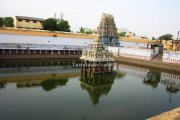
(80, 34, 114, 73)
(80, 71, 116, 105)
(97, 13, 120, 47)
(143, 71, 161, 88)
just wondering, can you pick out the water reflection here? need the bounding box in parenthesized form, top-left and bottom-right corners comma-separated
(0, 60, 180, 120)
(17, 78, 68, 91)
(0, 59, 80, 91)
(144, 71, 161, 88)
(80, 71, 119, 105)
(117, 63, 180, 104)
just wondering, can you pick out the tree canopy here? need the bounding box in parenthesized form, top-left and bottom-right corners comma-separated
(80, 27, 85, 33)
(42, 18, 57, 31)
(159, 34, 173, 40)
(119, 32, 126, 37)
(0, 17, 3, 27)
(152, 37, 156, 40)
(3, 17, 14, 27)
(57, 19, 71, 32)
(42, 18, 71, 32)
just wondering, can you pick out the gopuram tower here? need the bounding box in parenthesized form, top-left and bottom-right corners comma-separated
(80, 34, 114, 73)
(97, 13, 120, 47)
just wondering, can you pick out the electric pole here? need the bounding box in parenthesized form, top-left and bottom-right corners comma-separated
(177, 31, 180, 40)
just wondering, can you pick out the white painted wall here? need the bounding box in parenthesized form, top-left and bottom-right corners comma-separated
(0, 33, 93, 46)
(163, 51, 180, 63)
(107, 46, 154, 60)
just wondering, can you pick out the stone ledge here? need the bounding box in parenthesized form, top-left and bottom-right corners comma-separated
(148, 107, 180, 120)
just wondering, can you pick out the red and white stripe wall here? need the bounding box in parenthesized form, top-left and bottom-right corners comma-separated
(163, 52, 180, 64)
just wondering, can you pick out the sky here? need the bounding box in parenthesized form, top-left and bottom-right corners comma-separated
(0, 0, 180, 38)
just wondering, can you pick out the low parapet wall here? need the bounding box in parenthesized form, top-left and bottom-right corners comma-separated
(0, 49, 82, 59)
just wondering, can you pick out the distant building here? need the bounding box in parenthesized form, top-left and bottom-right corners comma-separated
(14, 16, 44, 29)
(162, 40, 180, 51)
(126, 32, 136, 37)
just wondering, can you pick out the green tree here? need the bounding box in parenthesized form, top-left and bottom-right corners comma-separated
(159, 34, 173, 40)
(85, 30, 92, 34)
(80, 27, 85, 33)
(119, 32, 126, 37)
(152, 37, 156, 40)
(0, 17, 3, 27)
(3, 17, 14, 27)
(42, 18, 57, 31)
(57, 19, 71, 32)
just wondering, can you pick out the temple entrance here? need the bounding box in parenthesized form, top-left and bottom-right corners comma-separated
(109, 37, 113, 46)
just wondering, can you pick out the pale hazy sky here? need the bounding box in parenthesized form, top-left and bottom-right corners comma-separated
(1, 0, 180, 38)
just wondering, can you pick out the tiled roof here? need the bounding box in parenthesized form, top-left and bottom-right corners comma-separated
(16, 16, 45, 21)
(172, 40, 180, 44)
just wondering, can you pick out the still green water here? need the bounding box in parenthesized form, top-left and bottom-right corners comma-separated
(0, 59, 179, 120)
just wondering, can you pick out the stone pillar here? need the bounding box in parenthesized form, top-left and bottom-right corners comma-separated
(9, 49, 11, 54)
(58, 50, 60, 55)
(51, 50, 53, 55)
(34, 50, 36, 54)
(40, 50, 41, 55)
(46, 50, 47, 55)
(74, 51, 75, 55)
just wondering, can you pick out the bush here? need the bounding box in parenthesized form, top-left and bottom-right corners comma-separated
(3, 17, 14, 27)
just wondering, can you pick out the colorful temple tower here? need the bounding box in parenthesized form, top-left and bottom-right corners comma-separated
(97, 13, 120, 47)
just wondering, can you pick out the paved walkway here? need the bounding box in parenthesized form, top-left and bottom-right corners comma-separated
(148, 107, 180, 120)
(114, 56, 180, 73)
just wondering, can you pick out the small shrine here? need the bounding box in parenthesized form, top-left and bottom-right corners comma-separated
(80, 34, 114, 73)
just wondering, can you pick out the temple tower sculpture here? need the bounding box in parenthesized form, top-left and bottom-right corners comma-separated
(97, 13, 120, 47)
(80, 34, 114, 73)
